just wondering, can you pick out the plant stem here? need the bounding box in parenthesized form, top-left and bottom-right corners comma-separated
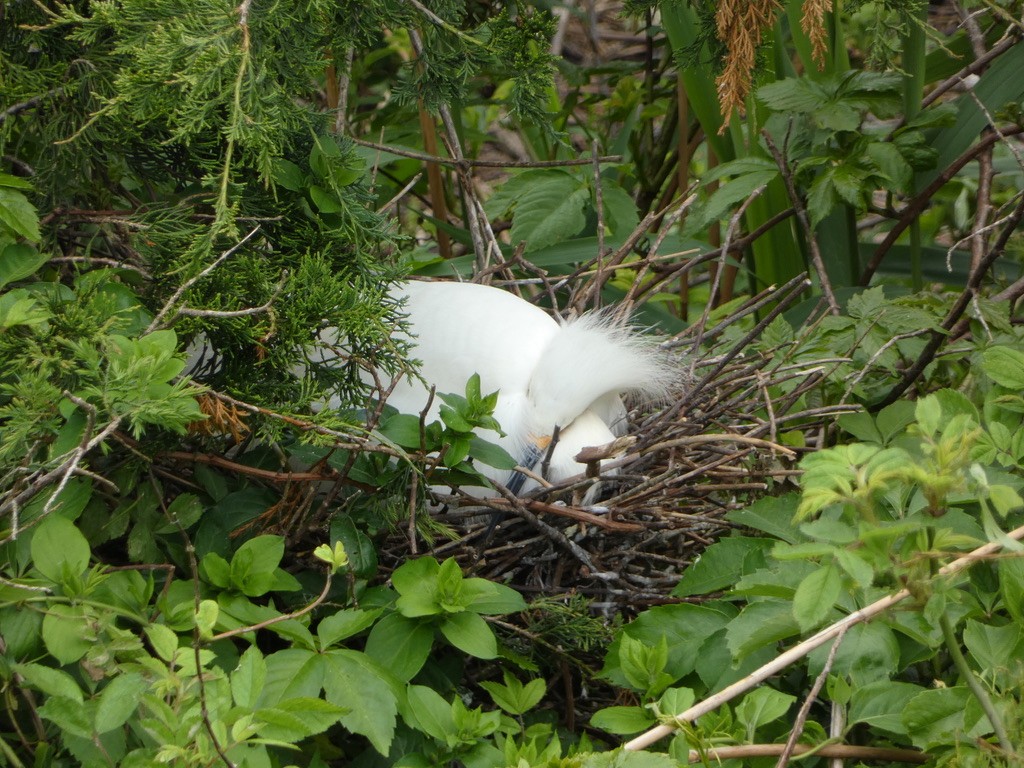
(938, 611, 1014, 754)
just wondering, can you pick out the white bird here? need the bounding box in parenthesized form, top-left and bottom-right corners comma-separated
(380, 280, 673, 494)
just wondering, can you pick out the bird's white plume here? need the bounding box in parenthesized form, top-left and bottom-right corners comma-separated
(527, 311, 675, 433)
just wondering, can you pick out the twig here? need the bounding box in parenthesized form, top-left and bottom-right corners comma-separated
(876, 190, 1024, 407)
(775, 627, 847, 768)
(691, 183, 769, 355)
(859, 126, 1024, 285)
(683, 743, 926, 764)
(209, 573, 333, 641)
(146, 226, 262, 332)
(623, 520, 1024, 751)
(762, 129, 839, 315)
(349, 136, 621, 168)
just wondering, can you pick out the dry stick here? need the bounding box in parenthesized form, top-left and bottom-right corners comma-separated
(762, 130, 839, 315)
(209, 573, 333, 642)
(859, 125, 1024, 286)
(686, 744, 926, 765)
(876, 191, 1024, 408)
(349, 136, 622, 168)
(146, 225, 262, 332)
(623, 520, 1024, 752)
(690, 184, 769, 356)
(417, 102, 453, 260)
(775, 627, 847, 768)
(921, 34, 1019, 109)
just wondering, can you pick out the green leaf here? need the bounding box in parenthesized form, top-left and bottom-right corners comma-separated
(673, 536, 774, 597)
(255, 698, 349, 741)
(364, 612, 434, 681)
(848, 680, 925, 734)
(230, 535, 284, 596)
(461, 578, 527, 615)
(506, 171, 589, 252)
(38, 696, 94, 739)
(982, 346, 1024, 389)
(31, 514, 91, 584)
(14, 663, 84, 704)
(95, 673, 146, 733)
(725, 494, 802, 543)
(144, 624, 179, 663)
(792, 561, 841, 632)
(0, 243, 47, 288)
(590, 706, 656, 735)
(480, 673, 545, 716)
(317, 608, 382, 649)
(0, 187, 41, 241)
(963, 619, 1024, 672)
(999, 557, 1024, 625)
(323, 650, 398, 755)
(232, 646, 267, 709)
(902, 687, 973, 749)
(439, 611, 497, 659)
(809, 622, 899, 686)
(257, 649, 325, 706)
(735, 688, 796, 736)
(42, 604, 93, 664)
(406, 684, 456, 741)
(726, 601, 800, 660)
(467, 435, 517, 470)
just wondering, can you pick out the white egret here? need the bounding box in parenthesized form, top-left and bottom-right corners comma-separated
(381, 280, 674, 494)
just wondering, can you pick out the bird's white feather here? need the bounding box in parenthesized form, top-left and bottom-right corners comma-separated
(527, 311, 674, 434)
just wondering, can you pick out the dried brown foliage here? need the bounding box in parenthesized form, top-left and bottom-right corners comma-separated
(802, 0, 833, 69)
(715, 0, 782, 131)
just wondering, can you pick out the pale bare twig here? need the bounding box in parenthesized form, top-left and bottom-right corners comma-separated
(623, 521, 1024, 751)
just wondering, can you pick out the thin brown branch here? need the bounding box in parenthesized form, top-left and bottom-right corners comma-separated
(859, 125, 1024, 285)
(762, 129, 839, 314)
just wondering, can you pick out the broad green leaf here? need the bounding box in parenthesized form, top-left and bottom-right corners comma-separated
(999, 557, 1024, 625)
(364, 612, 433, 681)
(848, 680, 925, 734)
(809, 622, 899, 686)
(461, 578, 526, 614)
(963, 619, 1024, 672)
(982, 346, 1024, 389)
(902, 687, 974, 750)
(672, 536, 774, 597)
(590, 706, 656, 735)
(323, 650, 398, 755)
(406, 684, 456, 741)
(792, 561, 841, 632)
(38, 696, 94, 739)
(42, 604, 93, 664)
(95, 673, 146, 733)
(317, 608, 382, 649)
(31, 514, 91, 584)
(726, 601, 800, 660)
(0, 243, 46, 288)
(725, 494, 802, 543)
(14, 663, 84, 704)
(232, 646, 267, 709)
(439, 611, 497, 659)
(735, 688, 796, 736)
(257, 649, 325, 706)
(230, 535, 284, 596)
(0, 187, 41, 241)
(255, 698, 348, 741)
(603, 604, 731, 686)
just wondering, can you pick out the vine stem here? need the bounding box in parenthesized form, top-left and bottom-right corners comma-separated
(622, 521, 1024, 752)
(939, 601, 1014, 753)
